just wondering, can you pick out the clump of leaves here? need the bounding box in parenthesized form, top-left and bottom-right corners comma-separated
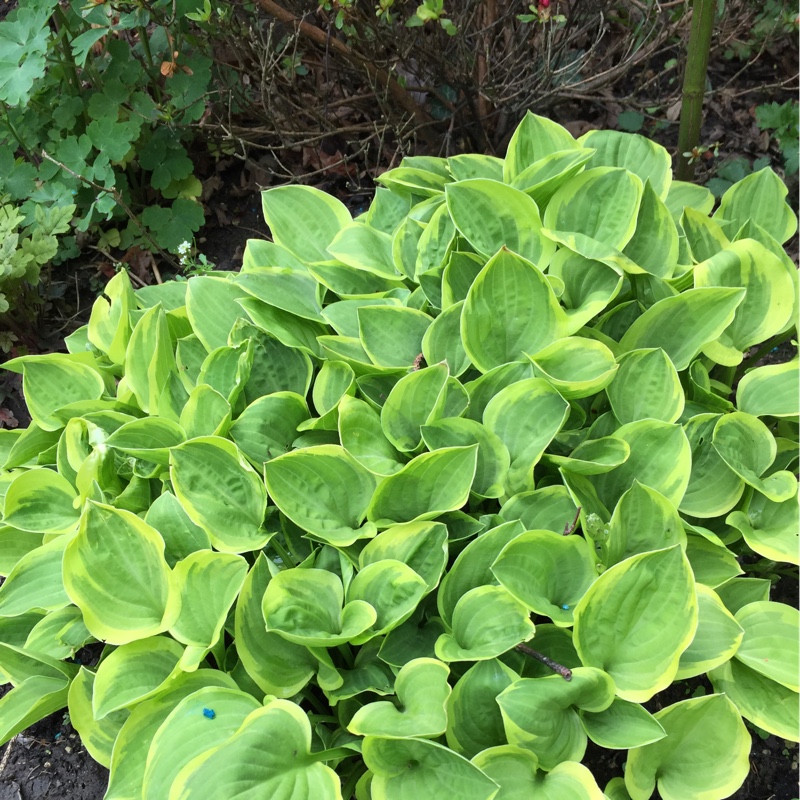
(755, 99, 799, 176)
(0, 113, 798, 800)
(0, 0, 221, 260)
(0, 197, 75, 314)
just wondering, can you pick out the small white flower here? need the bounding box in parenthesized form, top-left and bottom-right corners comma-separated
(177, 241, 192, 256)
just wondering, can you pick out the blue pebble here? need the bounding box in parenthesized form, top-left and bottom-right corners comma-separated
(202, 708, 216, 719)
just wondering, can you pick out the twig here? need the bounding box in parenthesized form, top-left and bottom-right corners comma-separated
(40, 150, 182, 273)
(516, 644, 573, 681)
(563, 507, 582, 536)
(253, 0, 436, 144)
(0, 735, 16, 780)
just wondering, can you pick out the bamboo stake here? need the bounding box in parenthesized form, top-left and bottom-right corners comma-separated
(675, 0, 715, 180)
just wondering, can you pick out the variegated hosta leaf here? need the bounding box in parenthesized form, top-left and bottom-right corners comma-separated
(624, 695, 751, 800)
(573, 546, 697, 702)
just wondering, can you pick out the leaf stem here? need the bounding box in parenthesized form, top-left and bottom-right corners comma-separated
(515, 643, 573, 681)
(309, 746, 356, 763)
(269, 537, 295, 568)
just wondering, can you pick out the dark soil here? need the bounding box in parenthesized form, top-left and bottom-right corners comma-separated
(0, 713, 108, 800)
(1, 15, 798, 800)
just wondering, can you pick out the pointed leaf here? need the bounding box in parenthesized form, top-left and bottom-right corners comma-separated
(63, 502, 177, 645)
(573, 546, 698, 702)
(265, 445, 377, 546)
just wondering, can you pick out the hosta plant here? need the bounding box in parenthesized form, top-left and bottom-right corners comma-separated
(0, 113, 798, 800)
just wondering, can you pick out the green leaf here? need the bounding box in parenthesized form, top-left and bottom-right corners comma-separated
(500, 486, 578, 534)
(358, 306, 433, 367)
(675, 584, 744, 680)
(737, 359, 799, 417)
(265, 445, 377, 546)
(0, 534, 71, 616)
(234, 267, 324, 322)
(544, 436, 630, 477)
(573, 546, 698, 702)
(708, 657, 799, 742)
(712, 412, 797, 502)
(618, 287, 745, 370)
(588, 419, 691, 512)
(92, 635, 184, 719)
(106, 417, 185, 466)
(338, 395, 406, 476)
(327, 222, 399, 278)
(229, 392, 309, 466)
(238, 296, 326, 358)
(579, 130, 671, 199)
(0, 674, 70, 747)
(497, 667, 615, 770)
(125, 303, 177, 415)
(472, 746, 606, 800)
(544, 168, 643, 251)
(87, 270, 135, 365)
(727, 488, 799, 565)
(580, 698, 666, 749)
(169, 551, 248, 670)
(142, 686, 261, 800)
(380, 363, 449, 452)
(484, 377, 571, 494)
(714, 167, 797, 244)
(510, 149, 595, 208)
(680, 413, 745, 519)
(346, 559, 428, 642)
(2, 467, 79, 533)
(170, 700, 342, 799)
(63, 502, 177, 645)
(681, 206, 730, 262)
(359, 520, 448, 593)
(665, 180, 714, 222)
(446, 659, 519, 757)
(170, 437, 269, 552)
(528, 337, 618, 400)
(492, 530, 596, 626)
(448, 154, 504, 182)
(103, 670, 238, 800)
(694, 239, 795, 365)
(9, 355, 105, 431)
(624, 694, 750, 800)
(185, 276, 249, 352)
(144, 492, 211, 568)
(437, 520, 525, 625)
(503, 112, 579, 181)
(446, 179, 555, 268)
(348, 658, 450, 738)
(422, 300, 471, 376)
(234, 554, 317, 697)
(462, 249, 567, 373)
(607, 348, 684, 424)
(367, 445, 478, 526)
(604, 481, 686, 567)
(734, 601, 798, 691)
(262, 567, 376, 647)
(67, 667, 130, 768)
(684, 533, 742, 588)
(261, 184, 351, 263)
(435, 585, 535, 662)
(422, 417, 510, 499)
(363, 736, 498, 800)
